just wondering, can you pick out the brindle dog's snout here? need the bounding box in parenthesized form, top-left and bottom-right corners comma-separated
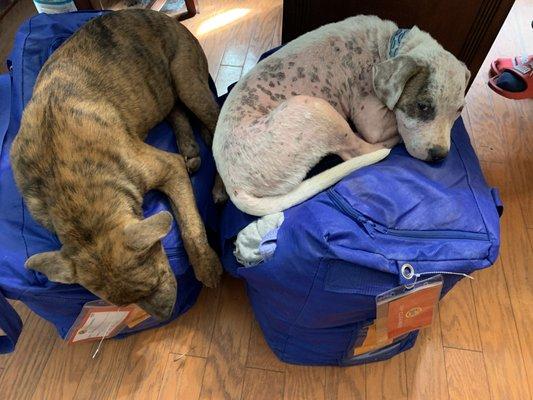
(427, 145, 448, 162)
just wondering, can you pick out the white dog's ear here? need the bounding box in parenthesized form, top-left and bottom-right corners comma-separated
(25, 251, 76, 284)
(373, 56, 422, 110)
(124, 211, 173, 251)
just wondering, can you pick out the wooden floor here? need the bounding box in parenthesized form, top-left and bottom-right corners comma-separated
(0, 0, 531, 399)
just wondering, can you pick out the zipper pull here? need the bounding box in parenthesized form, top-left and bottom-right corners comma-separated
(359, 219, 376, 238)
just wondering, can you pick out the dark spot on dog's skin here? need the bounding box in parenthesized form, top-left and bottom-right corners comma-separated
(292, 77, 297, 82)
(334, 46, 340, 52)
(321, 86, 332, 98)
(361, 105, 364, 110)
(269, 81, 275, 87)
(257, 84, 272, 96)
(310, 73, 320, 83)
(355, 47, 362, 54)
(291, 91, 297, 96)
(288, 61, 295, 68)
(297, 67, 305, 78)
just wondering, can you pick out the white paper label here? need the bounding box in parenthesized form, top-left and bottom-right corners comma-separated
(0, 327, 6, 336)
(72, 311, 129, 342)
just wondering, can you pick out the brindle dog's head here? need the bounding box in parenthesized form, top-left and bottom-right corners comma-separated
(25, 211, 177, 320)
(373, 28, 470, 161)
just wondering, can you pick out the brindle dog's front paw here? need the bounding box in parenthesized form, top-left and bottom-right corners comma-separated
(194, 249, 223, 288)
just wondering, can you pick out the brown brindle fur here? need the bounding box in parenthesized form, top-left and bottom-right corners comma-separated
(9, 9, 223, 320)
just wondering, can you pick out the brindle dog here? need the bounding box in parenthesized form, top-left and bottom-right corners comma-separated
(10, 9, 223, 320)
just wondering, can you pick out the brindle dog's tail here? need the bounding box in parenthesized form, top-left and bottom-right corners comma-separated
(230, 148, 391, 216)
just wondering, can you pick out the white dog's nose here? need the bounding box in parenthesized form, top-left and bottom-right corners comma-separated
(427, 146, 448, 162)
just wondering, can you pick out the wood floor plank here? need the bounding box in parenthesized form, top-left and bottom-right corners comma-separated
(405, 306, 448, 400)
(325, 366, 366, 400)
(241, 367, 285, 400)
(242, 2, 283, 75)
(444, 348, 491, 400)
(183, 0, 248, 79)
(480, 162, 533, 398)
(215, 64, 242, 96)
(219, 3, 262, 67)
(170, 287, 220, 358)
(366, 355, 407, 400)
(158, 353, 206, 400)
(199, 276, 253, 400)
(471, 260, 531, 400)
(9, 300, 31, 323)
(115, 321, 179, 400)
(464, 85, 507, 163)
(439, 278, 482, 351)
(30, 340, 94, 400)
(73, 335, 135, 400)
(0, 313, 57, 400)
(246, 320, 286, 372)
(284, 365, 326, 400)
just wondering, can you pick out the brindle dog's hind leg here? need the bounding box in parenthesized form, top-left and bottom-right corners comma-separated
(168, 100, 228, 202)
(169, 58, 220, 145)
(167, 103, 201, 173)
(136, 143, 222, 287)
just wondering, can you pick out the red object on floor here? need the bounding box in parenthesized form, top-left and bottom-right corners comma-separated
(489, 55, 533, 77)
(488, 61, 533, 100)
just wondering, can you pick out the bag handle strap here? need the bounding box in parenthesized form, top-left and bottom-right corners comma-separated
(0, 73, 23, 354)
(0, 73, 12, 151)
(0, 291, 22, 353)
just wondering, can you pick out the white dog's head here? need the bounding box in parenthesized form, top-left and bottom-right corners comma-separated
(373, 27, 470, 161)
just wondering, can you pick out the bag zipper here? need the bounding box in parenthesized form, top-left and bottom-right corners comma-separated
(327, 189, 488, 241)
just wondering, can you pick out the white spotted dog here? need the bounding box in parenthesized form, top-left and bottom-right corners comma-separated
(213, 15, 471, 216)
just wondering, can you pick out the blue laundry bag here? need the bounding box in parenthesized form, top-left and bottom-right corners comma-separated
(0, 11, 218, 353)
(219, 48, 503, 366)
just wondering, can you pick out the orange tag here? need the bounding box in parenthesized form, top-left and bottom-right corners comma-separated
(376, 275, 443, 342)
(125, 305, 151, 328)
(386, 284, 441, 339)
(353, 322, 394, 355)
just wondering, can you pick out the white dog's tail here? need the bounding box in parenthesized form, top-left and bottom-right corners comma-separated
(231, 148, 391, 216)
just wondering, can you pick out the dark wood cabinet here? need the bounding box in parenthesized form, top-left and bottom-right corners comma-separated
(282, 0, 515, 82)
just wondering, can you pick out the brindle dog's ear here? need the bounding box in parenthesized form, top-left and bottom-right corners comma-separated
(137, 271, 177, 321)
(124, 211, 173, 251)
(25, 251, 76, 283)
(373, 55, 422, 110)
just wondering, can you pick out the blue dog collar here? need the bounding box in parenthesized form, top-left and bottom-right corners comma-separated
(389, 28, 410, 58)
